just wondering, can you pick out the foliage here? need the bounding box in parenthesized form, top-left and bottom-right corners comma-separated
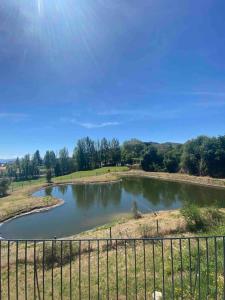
(3, 135, 225, 183)
(181, 204, 224, 232)
(0, 178, 10, 197)
(181, 135, 225, 177)
(46, 168, 52, 183)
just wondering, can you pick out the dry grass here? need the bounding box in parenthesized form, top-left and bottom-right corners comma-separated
(0, 183, 59, 223)
(120, 170, 225, 189)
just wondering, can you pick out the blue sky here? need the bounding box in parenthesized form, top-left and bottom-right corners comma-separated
(1, 0, 225, 158)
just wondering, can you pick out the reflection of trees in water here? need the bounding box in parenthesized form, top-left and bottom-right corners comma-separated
(178, 184, 225, 208)
(45, 186, 53, 197)
(122, 177, 225, 208)
(71, 182, 122, 209)
(58, 185, 68, 195)
(122, 177, 181, 207)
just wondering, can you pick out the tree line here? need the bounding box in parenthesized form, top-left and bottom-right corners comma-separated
(3, 135, 225, 181)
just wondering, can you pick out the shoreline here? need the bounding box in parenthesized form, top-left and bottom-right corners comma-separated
(0, 170, 225, 238)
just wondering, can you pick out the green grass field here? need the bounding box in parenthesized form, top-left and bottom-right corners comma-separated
(0, 235, 224, 299)
(9, 166, 129, 191)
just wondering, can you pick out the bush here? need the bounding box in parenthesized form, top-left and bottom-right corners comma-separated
(139, 224, 155, 238)
(181, 204, 224, 232)
(131, 201, 142, 219)
(41, 241, 94, 269)
(0, 178, 10, 197)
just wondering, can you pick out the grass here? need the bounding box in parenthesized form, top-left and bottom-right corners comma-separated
(0, 166, 129, 223)
(0, 234, 225, 299)
(1, 166, 225, 298)
(53, 166, 129, 182)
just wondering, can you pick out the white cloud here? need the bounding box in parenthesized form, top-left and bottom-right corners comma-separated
(195, 99, 225, 108)
(77, 121, 120, 129)
(0, 113, 28, 121)
(60, 117, 120, 128)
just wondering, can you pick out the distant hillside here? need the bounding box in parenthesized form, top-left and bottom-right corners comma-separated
(0, 159, 15, 164)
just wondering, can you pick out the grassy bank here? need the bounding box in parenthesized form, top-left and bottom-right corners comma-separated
(0, 166, 128, 223)
(121, 170, 225, 189)
(1, 216, 225, 299)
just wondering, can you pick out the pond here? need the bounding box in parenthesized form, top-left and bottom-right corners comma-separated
(0, 177, 225, 239)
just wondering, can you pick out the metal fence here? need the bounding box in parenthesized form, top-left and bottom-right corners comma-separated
(0, 236, 225, 299)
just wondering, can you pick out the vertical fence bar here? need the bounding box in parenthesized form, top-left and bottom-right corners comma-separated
(0, 241, 1, 300)
(34, 241, 36, 300)
(8, 241, 10, 300)
(97, 240, 100, 300)
(152, 240, 156, 300)
(70, 241, 72, 300)
(16, 241, 19, 300)
(43, 241, 45, 300)
(61, 241, 63, 300)
(106, 240, 109, 300)
(51, 240, 54, 300)
(79, 241, 81, 300)
(223, 237, 225, 300)
(188, 238, 192, 296)
(124, 240, 128, 300)
(161, 239, 165, 299)
(170, 239, 174, 299)
(206, 237, 209, 298)
(197, 238, 200, 300)
(143, 240, 147, 300)
(115, 240, 118, 300)
(215, 237, 218, 299)
(88, 241, 91, 300)
(25, 241, 28, 300)
(179, 239, 183, 300)
(134, 240, 137, 300)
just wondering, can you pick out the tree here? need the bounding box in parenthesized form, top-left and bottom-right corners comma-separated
(110, 138, 121, 165)
(121, 139, 145, 164)
(74, 137, 98, 171)
(163, 145, 182, 173)
(100, 138, 110, 166)
(33, 150, 42, 166)
(0, 178, 10, 197)
(54, 161, 62, 177)
(44, 151, 56, 170)
(141, 146, 163, 171)
(59, 148, 70, 175)
(46, 169, 52, 183)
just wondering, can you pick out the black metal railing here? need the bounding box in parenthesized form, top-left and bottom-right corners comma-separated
(0, 236, 225, 299)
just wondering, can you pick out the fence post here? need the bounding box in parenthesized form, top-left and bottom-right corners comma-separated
(109, 227, 112, 239)
(156, 220, 159, 234)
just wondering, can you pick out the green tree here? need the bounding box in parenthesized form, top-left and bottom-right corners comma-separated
(141, 146, 163, 171)
(109, 138, 121, 165)
(44, 151, 56, 170)
(33, 150, 42, 166)
(121, 139, 145, 164)
(59, 147, 70, 175)
(46, 168, 52, 183)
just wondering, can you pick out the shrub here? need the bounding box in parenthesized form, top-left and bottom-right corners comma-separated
(41, 241, 94, 269)
(181, 204, 205, 232)
(139, 224, 155, 238)
(181, 204, 224, 232)
(131, 200, 142, 219)
(0, 178, 10, 197)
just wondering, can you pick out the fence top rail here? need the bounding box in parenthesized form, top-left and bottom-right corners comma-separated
(1, 235, 225, 242)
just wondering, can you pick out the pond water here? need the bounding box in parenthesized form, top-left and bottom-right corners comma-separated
(0, 177, 225, 239)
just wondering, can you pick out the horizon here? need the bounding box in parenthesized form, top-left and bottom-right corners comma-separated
(1, 0, 225, 158)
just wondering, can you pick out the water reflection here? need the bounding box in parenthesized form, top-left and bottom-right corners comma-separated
(1, 177, 225, 239)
